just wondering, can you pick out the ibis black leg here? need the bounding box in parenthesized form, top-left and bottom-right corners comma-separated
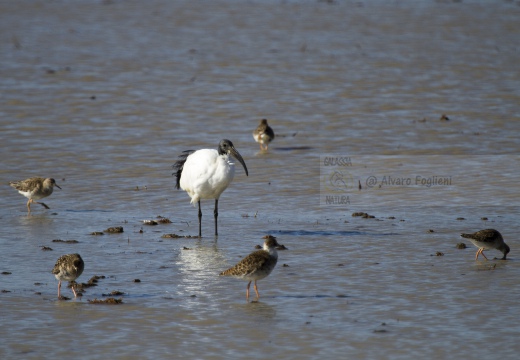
(214, 199, 219, 236)
(198, 201, 202, 238)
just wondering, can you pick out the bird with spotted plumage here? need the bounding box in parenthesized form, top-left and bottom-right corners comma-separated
(220, 235, 280, 301)
(9, 177, 61, 214)
(52, 253, 84, 299)
(253, 119, 275, 151)
(173, 139, 248, 237)
(460, 229, 510, 260)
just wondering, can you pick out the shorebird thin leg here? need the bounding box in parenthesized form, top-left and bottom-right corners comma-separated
(253, 280, 260, 299)
(246, 281, 252, 301)
(57, 280, 62, 299)
(37, 202, 50, 209)
(27, 199, 32, 214)
(71, 282, 78, 297)
(214, 199, 219, 236)
(197, 201, 202, 238)
(475, 249, 488, 261)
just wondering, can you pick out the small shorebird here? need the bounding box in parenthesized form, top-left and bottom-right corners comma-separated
(220, 235, 279, 301)
(52, 253, 84, 299)
(173, 139, 248, 237)
(460, 229, 510, 260)
(253, 119, 275, 151)
(9, 177, 61, 213)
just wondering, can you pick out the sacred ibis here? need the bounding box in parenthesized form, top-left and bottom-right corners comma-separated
(173, 139, 248, 237)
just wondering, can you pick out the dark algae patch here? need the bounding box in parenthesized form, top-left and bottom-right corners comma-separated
(102, 290, 125, 296)
(74, 275, 106, 293)
(161, 233, 198, 239)
(156, 216, 172, 224)
(352, 212, 375, 218)
(88, 297, 123, 304)
(104, 226, 124, 233)
(143, 220, 158, 225)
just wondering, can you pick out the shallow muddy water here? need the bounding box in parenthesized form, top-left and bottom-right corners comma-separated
(1, 1, 520, 359)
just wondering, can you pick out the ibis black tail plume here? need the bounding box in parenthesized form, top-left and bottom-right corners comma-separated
(172, 150, 195, 189)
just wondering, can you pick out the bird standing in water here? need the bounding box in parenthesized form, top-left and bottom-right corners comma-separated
(220, 235, 280, 301)
(52, 253, 84, 299)
(253, 119, 275, 151)
(460, 229, 510, 260)
(173, 139, 248, 237)
(9, 177, 61, 213)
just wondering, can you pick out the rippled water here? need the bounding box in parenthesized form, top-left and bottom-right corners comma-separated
(1, 0, 520, 359)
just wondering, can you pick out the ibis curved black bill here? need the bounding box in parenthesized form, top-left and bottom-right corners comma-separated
(219, 139, 249, 176)
(230, 147, 248, 176)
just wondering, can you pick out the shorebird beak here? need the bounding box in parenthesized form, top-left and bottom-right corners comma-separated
(502, 245, 510, 260)
(55, 184, 62, 190)
(230, 147, 249, 176)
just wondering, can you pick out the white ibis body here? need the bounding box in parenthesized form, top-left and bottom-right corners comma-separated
(173, 139, 248, 237)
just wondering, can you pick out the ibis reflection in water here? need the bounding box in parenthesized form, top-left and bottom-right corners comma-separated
(173, 139, 249, 237)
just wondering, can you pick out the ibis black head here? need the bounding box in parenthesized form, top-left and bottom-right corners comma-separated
(218, 139, 248, 176)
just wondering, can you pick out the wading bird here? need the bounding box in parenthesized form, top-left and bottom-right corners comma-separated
(173, 139, 248, 237)
(253, 119, 275, 151)
(460, 229, 510, 260)
(52, 253, 84, 299)
(220, 235, 280, 301)
(9, 177, 61, 213)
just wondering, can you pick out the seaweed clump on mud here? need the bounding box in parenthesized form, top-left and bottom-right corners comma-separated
(142, 220, 158, 225)
(156, 216, 172, 224)
(143, 216, 172, 225)
(102, 290, 125, 296)
(352, 212, 375, 218)
(104, 226, 124, 233)
(161, 233, 197, 239)
(88, 297, 123, 304)
(74, 275, 106, 293)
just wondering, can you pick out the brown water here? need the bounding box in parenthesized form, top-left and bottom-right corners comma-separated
(1, 0, 520, 359)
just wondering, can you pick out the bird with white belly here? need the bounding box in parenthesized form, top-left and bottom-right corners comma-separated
(173, 139, 248, 237)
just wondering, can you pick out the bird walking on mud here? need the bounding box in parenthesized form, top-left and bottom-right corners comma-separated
(460, 229, 510, 260)
(52, 253, 84, 299)
(173, 139, 248, 237)
(253, 119, 275, 151)
(9, 177, 61, 213)
(220, 235, 280, 301)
